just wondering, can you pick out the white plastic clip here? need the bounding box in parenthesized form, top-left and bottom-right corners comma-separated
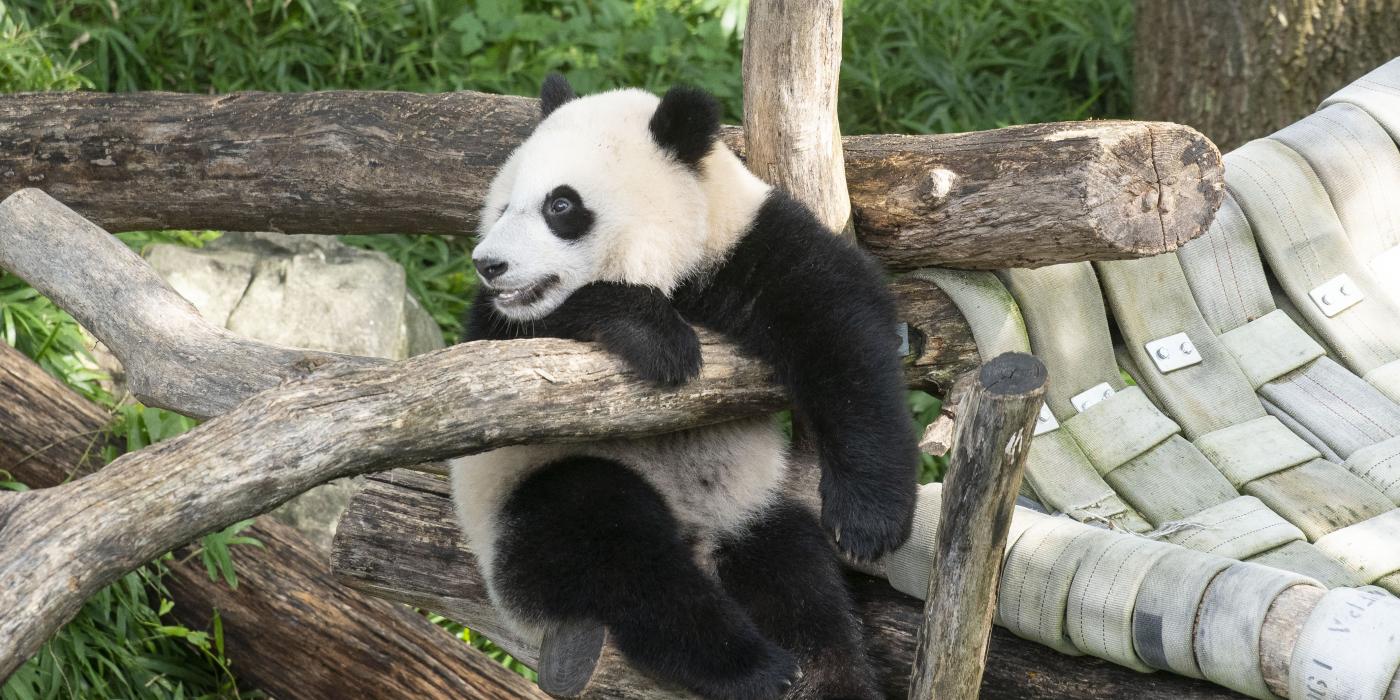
(1144, 332, 1202, 373)
(1070, 382, 1115, 413)
(1033, 404, 1059, 436)
(1309, 274, 1363, 317)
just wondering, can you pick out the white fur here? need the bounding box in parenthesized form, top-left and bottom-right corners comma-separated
(472, 89, 770, 319)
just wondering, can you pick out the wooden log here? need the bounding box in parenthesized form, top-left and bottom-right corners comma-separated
(0, 341, 110, 481)
(0, 188, 976, 418)
(909, 353, 1045, 699)
(331, 470, 1247, 700)
(0, 91, 1220, 269)
(741, 0, 851, 235)
(0, 341, 549, 699)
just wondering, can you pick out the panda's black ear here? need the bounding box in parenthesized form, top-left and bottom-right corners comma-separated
(540, 73, 576, 118)
(649, 86, 721, 170)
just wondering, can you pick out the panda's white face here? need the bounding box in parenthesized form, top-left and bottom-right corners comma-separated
(473, 89, 713, 321)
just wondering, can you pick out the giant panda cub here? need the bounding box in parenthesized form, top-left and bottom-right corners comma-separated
(451, 75, 917, 700)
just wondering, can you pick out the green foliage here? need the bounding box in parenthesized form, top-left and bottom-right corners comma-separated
(425, 612, 538, 681)
(1, 566, 251, 700)
(0, 4, 89, 91)
(7, 0, 746, 116)
(841, 0, 1133, 135)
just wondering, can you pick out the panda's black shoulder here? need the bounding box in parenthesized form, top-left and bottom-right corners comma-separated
(719, 190, 887, 290)
(674, 189, 892, 329)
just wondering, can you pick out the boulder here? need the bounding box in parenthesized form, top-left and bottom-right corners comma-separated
(145, 232, 448, 553)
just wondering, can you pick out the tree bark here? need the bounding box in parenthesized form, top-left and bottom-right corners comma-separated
(0, 341, 110, 482)
(1134, 0, 1400, 151)
(742, 0, 850, 235)
(910, 353, 1045, 699)
(0, 341, 548, 699)
(331, 470, 1247, 700)
(0, 91, 1220, 269)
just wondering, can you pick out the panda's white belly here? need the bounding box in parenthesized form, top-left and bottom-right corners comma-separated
(450, 416, 788, 613)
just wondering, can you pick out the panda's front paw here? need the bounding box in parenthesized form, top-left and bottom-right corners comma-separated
(618, 323, 703, 387)
(819, 480, 916, 563)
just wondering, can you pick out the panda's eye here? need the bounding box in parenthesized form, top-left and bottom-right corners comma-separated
(547, 197, 573, 215)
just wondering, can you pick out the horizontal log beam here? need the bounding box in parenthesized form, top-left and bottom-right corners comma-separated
(0, 189, 975, 421)
(331, 470, 1245, 700)
(0, 91, 1220, 269)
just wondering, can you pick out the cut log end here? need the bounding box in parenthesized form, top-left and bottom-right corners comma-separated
(978, 352, 1049, 397)
(538, 622, 609, 697)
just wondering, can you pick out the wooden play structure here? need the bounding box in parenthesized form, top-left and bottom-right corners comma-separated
(5, 2, 1400, 698)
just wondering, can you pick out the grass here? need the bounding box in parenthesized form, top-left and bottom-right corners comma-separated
(2, 0, 1135, 694)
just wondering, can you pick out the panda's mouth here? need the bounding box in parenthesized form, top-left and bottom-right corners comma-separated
(490, 275, 561, 309)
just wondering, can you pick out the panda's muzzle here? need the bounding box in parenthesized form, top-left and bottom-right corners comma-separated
(488, 274, 561, 309)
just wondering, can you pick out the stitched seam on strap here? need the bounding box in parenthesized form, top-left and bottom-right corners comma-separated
(1298, 369, 1391, 434)
(1232, 155, 1394, 361)
(1309, 112, 1396, 241)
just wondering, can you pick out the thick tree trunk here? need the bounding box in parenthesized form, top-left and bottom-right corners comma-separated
(0, 341, 547, 699)
(1135, 0, 1400, 150)
(0, 91, 1220, 269)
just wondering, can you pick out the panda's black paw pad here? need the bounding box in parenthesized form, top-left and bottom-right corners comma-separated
(692, 646, 799, 700)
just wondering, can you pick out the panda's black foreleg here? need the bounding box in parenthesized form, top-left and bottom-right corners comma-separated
(494, 456, 798, 700)
(715, 496, 881, 700)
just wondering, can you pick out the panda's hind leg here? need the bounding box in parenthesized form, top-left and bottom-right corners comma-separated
(715, 496, 881, 700)
(493, 455, 797, 700)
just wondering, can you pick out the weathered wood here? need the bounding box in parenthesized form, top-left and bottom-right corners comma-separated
(1259, 584, 1326, 698)
(0, 189, 378, 420)
(742, 0, 850, 235)
(0, 317, 791, 678)
(848, 122, 1223, 269)
(909, 353, 1046, 699)
(0, 341, 110, 481)
(0, 338, 551, 699)
(0, 188, 975, 418)
(332, 470, 1247, 700)
(916, 371, 976, 457)
(0, 91, 1220, 269)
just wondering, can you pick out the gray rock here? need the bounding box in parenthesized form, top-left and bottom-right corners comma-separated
(144, 232, 449, 554)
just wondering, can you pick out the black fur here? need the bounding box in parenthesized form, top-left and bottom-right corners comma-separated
(542, 185, 595, 240)
(673, 192, 919, 563)
(648, 86, 721, 170)
(540, 73, 577, 118)
(495, 457, 799, 700)
(468, 281, 701, 386)
(715, 498, 881, 700)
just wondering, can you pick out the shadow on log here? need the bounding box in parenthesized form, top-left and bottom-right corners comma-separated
(332, 469, 1246, 700)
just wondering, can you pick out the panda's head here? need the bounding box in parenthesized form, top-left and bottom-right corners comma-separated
(472, 75, 744, 320)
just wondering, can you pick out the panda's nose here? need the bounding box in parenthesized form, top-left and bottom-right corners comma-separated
(474, 257, 509, 282)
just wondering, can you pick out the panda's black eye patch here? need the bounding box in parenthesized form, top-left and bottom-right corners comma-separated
(542, 185, 594, 241)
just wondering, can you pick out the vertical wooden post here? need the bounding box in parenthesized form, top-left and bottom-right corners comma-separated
(908, 352, 1047, 699)
(741, 0, 852, 236)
